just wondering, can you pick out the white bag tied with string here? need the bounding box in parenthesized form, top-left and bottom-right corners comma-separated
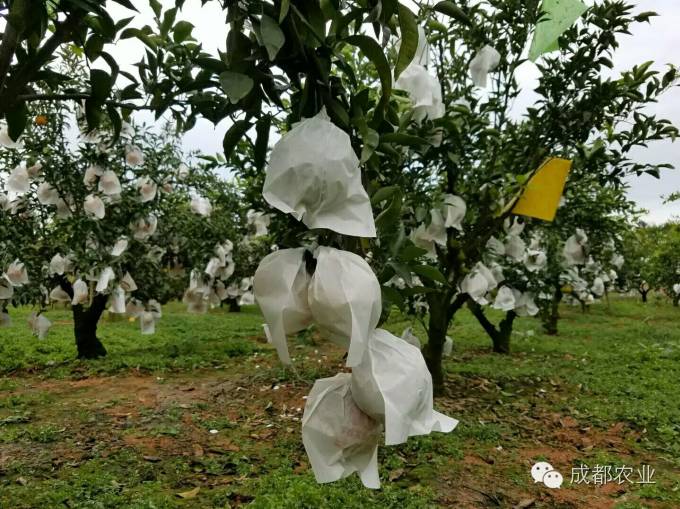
(253, 248, 312, 364)
(263, 110, 376, 238)
(302, 373, 381, 489)
(350, 329, 458, 446)
(254, 246, 380, 368)
(308, 246, 381, 367)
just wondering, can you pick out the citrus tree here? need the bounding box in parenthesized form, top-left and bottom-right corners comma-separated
(365, 0, 677, 389)
(618, 224, 661, 303)
(0, 94, 247, 357)
(620, 222, 680, 306)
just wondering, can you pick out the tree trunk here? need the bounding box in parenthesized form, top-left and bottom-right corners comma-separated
(73, 294, 108, 359)
(673, 295, 679, 307)
(494, 311, 516, 354)
(228, 299, 241, 313)
(468, 300, 515, 354)
(541, 285, 562, 336)
(422, 295, 449, 396)
(641, 290, 648, 303)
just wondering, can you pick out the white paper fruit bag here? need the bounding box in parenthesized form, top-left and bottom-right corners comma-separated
(263, 110, 376, 238)
(302, 373, 381, 489)
(252, 248, 313, 364)
(351, 329, 458, 445)
(308, 247, 382, 367)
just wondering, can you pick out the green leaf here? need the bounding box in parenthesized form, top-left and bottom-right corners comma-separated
(85, 98, 103, 131)
(381, 285, 405, 310)
(85, 34, 105, 61)
(219, 71, 254, 104)
(161, 7, 178, 38)
(173, 21, 194, 43)
(411, 264, 448, 285)
(100, 52, 120, 82)
(115, 16, 135, 31)
(387, 261, 413, 286)
(394, 5, 418, 81)
(260, 15, 285, 60)
(360, 127, 379, 163)
(107, 105, 122, 142)
(6, 102, 28, 141)
(432, 1, 471, 26)
(7, 0, 41, 35)
(371, 186, 399, 205)
(528, 0, 588, 61)
(376, 190, 403, 230)
(402, 286, 437, 297)
(343, 35, 392, 112)
(279, 0, 291, 23)
(149, 0, 162, 17)
(223, 119, 252, 158)
(90, 69, 112, 103)
(399, 244, 428, 261)
(112, 0, 138, 11)
(380, 132, 429, 146)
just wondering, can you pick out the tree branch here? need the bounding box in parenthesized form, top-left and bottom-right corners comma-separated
(0, 21, 19, 91)
(467, 299, 499, 338)
(16, 92, 152, 111)
(0, 13, 82, 114)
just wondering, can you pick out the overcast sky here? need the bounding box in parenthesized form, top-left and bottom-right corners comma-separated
(109, 0, 680, 224)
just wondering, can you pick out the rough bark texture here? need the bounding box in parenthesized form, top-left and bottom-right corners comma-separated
(228, 299, 241, 313)
(73, 294, 108, 359)
(640, 290, 648, 303)
(673, 294, 679, 307)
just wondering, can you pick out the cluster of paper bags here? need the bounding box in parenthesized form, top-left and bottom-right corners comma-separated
(253, 110, 457, 488)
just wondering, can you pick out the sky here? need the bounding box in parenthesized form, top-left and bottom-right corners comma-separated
(107, 0, 680, 224)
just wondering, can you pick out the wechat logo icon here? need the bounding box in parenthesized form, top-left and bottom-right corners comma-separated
(531, 462, 563, 489)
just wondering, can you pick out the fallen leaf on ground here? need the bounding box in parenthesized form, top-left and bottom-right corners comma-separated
(389, 468, 405, 481)
(177, 487, 200, 499)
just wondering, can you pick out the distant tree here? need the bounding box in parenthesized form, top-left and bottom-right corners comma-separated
(0, 95, 244, 357)
(365, 1, 677, 388)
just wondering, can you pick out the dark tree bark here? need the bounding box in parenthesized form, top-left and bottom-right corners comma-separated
(541, 285, 563, 336)
(673, 294, 679, 307)
(73, 295, 108, 359)
(468, 300, 516, 354)
(422, 292, 465, 396)
(423, 297, 448, 396)
(57, 278, 108, 359)
(228, 298, 241, 313)
(640, 289, 648, 303)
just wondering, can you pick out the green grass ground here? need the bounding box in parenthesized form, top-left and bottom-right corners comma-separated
(0, 296, 679, 508)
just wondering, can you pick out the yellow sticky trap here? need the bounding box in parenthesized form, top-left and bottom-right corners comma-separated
(512, 158, 572, 222)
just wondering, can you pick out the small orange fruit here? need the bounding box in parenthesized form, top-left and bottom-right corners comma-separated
(35, 115, 48, 126)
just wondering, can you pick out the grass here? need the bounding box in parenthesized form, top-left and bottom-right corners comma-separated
(0, 302, 264, 376)
(0, 296, 679, 507)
